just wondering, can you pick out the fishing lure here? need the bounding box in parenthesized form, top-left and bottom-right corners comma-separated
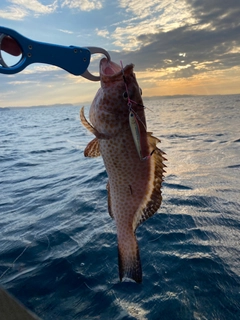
(129, 111, 143, 159)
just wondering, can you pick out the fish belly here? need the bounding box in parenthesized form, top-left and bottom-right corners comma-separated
(100, 133, 151, 282)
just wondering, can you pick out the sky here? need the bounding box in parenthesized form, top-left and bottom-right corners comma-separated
(0, 0, 240, 107)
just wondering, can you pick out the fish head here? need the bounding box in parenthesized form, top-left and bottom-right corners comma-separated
(89, 58, 145, 136)
(100, 58, 144, 111)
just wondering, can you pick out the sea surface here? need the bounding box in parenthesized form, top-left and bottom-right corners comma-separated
(0, 95, 240, 320)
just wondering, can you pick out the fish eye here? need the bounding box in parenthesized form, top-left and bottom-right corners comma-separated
(123, 91, 128, 100)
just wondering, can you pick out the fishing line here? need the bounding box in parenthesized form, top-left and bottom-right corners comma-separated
(0, 245, 30, 280)
(120, 60, 147, 128)
(120, 60, 148, 131)
(120, 60, 153, 114)
(120, 60, 154, 161)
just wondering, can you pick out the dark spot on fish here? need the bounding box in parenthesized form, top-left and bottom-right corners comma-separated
(129, 184, 133, 195)
(123, 91, 128, 100)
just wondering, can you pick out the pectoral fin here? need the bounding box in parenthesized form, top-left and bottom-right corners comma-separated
(84, 138, 101, 157)
(80, 107, 109, 139)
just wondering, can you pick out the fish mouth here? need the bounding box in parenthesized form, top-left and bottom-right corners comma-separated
(100, 58, 134, 78)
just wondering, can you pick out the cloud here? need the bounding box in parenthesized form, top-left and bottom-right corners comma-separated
(1, 0, 239, 107)
(0, 0, 105, 20)
(58, 29, 74, 34)
(113, 0, 196, 50)
(119, 0, 193, 24)
(10, 0, 57, 14)
(61, 0, 103, 12)
(186, 0, 240, 30)
(0, 0, 58, 20)
(0, 5, 27, 20)
(7, 80, 39, 85)
(96, 28, 109, 38)
(21, 65, 59, 74)
(109, 0, 240, 82)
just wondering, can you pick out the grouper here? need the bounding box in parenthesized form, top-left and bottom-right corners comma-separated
(80, 58, 166, 283)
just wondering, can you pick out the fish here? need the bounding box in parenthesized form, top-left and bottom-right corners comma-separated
(80, 58, 166, 283)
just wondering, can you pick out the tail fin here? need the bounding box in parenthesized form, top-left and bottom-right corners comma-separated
(117, 232, 142, 283)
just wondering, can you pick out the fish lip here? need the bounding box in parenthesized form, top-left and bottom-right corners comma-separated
(100, 58, 134, 79)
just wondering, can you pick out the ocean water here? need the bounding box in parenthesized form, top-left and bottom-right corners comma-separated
(0, 95, 240, 320)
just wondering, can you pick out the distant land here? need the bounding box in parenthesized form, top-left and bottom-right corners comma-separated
(143, 93, 240, 100)
(75, 93, 240, 105)
(144, 94, 196, 100)
(1, 93, 239, 109)
(0, 103, 74, 109)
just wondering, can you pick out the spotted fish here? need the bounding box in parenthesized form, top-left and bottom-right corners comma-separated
(80, 58, 166, 283)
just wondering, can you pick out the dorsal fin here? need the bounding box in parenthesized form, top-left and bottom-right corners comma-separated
(133, 133, 167, 230)
(84, 138, 101, 157)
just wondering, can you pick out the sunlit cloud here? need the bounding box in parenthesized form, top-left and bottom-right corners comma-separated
(58, 29, 74, 34)
(66, 73, 90, 84)
(119, 0, 171, 19)
(228, 46, 240, 54)
(21, 65, 59, 74)
(7, 80, 39, 85)
(0, 5, 27, 20)
(96, 28, 109, 38)
(112, 23, 159, 50)
(0, 0, 58, 19)
(136, 65, 240, 97)
(114, 0, 196, 49)
(10, 0, 58, 14)
(61, 0, 103, 11)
